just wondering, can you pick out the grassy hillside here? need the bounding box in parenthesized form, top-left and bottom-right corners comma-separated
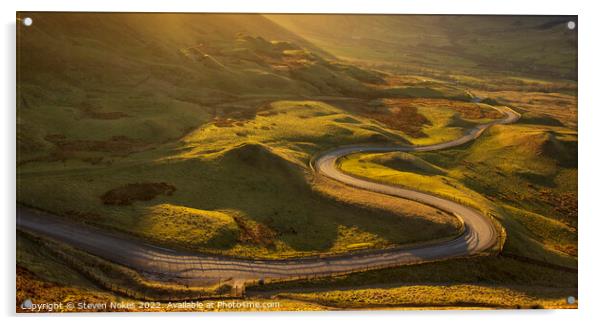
(275, 284, 575, 309)
(249, 254, 576, 309)
(17, 13, 375, 162)
(17, 233, 323, 311)
(18, 101, 465, 258)
(265, 15, 577, 80)
(339, 122, 577, 267)
(18, 13, 476, 165)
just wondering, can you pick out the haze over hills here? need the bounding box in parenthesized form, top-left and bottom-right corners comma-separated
(265, 15, 578, 79)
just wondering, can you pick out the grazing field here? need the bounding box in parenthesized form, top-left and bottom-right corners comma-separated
(17, 13, 577, 311)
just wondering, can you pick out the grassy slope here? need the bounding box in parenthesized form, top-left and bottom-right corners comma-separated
(339, 121, 577, 268)
(17, 233, 323, 312)
(17, 13, 469, 165)
(18, 101, 463, 258)
(403, 101, 502, 145)
(248, 254, 577, 309)
(17, 13, 390, 163)
(276, 285, 575, 309)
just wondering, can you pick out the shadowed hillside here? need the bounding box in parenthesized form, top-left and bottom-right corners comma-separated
(17, 13, 396, 163)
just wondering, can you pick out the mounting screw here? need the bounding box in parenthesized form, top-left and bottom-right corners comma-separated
(22, 17, 33, 26)
(567, 21, 576, 30)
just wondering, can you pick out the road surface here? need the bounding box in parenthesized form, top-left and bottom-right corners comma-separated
(17, 105, 520, 286)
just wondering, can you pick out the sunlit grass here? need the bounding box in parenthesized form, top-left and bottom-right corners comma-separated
(276, 284, 576, 309)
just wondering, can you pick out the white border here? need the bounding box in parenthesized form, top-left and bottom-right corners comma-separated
(2, 1, 600, 325)
(8, 0, 582, 14)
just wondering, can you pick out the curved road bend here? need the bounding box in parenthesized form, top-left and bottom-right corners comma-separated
(17, 106, 520, 285)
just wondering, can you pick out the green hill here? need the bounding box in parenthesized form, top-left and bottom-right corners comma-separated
(339, 123, 577, 267)
(17, 13, 394, 163)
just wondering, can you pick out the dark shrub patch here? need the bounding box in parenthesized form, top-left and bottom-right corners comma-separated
(101, 182, 176, 205)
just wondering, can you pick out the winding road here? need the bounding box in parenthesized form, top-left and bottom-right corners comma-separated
(17, 105, 520, 288)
